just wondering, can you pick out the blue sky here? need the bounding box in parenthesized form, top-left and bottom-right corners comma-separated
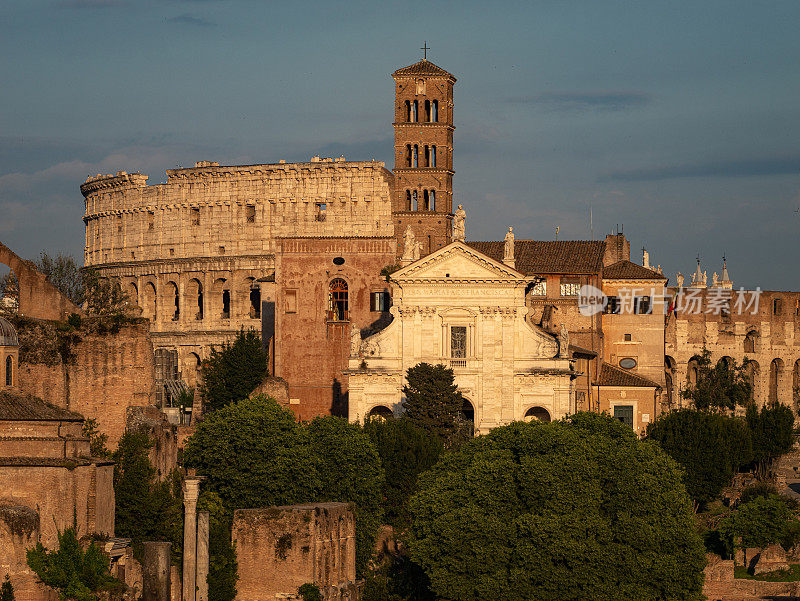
(1, 0, 799, 289)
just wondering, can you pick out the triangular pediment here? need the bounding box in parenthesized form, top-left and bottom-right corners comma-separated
(393, 242, 525, 281)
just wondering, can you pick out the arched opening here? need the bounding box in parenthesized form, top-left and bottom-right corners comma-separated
(412, 100, 418, 122)
(154, 348, 179, 407)
(431, 145, 437, 167)
(5, 356, 12, 387)
(665, 356, 677, 408)
(405, 144, 412, 168)
(412, 190, 418, 211)
(424, 99, 431, 122)
(429, 189, 436, 211)
(143, 282, 157, 320)
(745, 360, 760, 403)
(423, 190, 429, 210)
(213, 278, 230, 319)
(416, 78, 425, 95)
(460, 398, 475, 436)
(188, 352, 202, 388)
(769, 358, 784, 404)
(127, 282, 138, 308)
(367, 405, 394, 422)
(248, 279, 261, 319)
(687, 356, 701, 388)
(165, 281, 179, 321)
(431, 100, 438, 122)
(187, 278, 203, 320)
(413, 145, 419, 168)
(328, 278, 348, 321)
(404, 100, 411, 122)
(744, 330, 758, 354)
(794, 359, 800, 414)
(717, 356, 733, 370)
(406, 190, 412, 211)
(424, 145, 430, 167)
(524, 406, 551, 423)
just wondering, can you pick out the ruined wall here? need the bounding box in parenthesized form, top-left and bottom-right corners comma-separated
(0, 503, 42, 601)
(232, 503, 356, 601)
(0, 241, 81, 321)
(126, 406, 178, 479)
(665, 288, 800, 409)
(275, 237, 396, 420)
(15, 320, 155, 448)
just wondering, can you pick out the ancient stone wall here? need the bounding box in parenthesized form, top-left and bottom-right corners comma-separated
(232, 503, 355, 601)
(665, 288, 800, 409)
(275, 237, 396, 420)
(15, 321, 155, 448)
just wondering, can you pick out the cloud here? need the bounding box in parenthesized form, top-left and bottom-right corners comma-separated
(167, 13, 217, 27)
(603, 157, 800, 182)
(57, 0, 124, 7)
(507, 91, 652, 112)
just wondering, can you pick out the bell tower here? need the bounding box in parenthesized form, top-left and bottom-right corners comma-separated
(391, 56, 456, 258)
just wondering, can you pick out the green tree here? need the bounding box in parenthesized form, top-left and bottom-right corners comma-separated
(401, 363, 464, 443)
(35, 252, 84, 306)
(1, 575, 14, 601)
(407, 414, 706, 601)
(81, 269, 131, 317)
(26, 527, 120, 601)
(681, 349, 751, 411)
(728, 494, 793, 548)
(746, 402, 795, 477)
(306, 416, 384, 576)
(647, 409, 752, 509)
(113, 429, 183, 560)
(363, 417, 443, 529)
(298, 583, 322, 601)
(184, 395, 318, 510)
(197, 492, 238, 601)
(81, 418, 111, 459)
(200, 328, 268, 412)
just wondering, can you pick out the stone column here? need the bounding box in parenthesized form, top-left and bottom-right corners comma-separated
(182, 478, 201, 601)
(142, 541, 172, 601)
(196, 511, 210, 601)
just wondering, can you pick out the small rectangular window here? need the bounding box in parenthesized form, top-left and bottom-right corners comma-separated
(246, 205, 256, 223)
(605, 296, 620, 314)
(613, 405, 634, 428)
(218, 246, 225, 255)
(116, 215, 122, 233)
(560, 278, 580, 297)
(315, 203, 327, 222)
(191, 207, 200, 225)
(530, 280, 546, 296)
(148, 211, 155, 231)
(773, 298, 783, 316)
(285, 290, 297, 313)
(635, 296, 651, 315)
(624, 333, 632, 341)
(370, 291, 391, 312)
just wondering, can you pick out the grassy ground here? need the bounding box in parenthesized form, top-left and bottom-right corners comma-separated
(735, 563, 800, 581)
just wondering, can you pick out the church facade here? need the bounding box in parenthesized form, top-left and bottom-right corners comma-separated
(347, 241, 574, 434)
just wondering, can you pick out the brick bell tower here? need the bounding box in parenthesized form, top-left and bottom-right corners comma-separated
(392, 55, 456, 258)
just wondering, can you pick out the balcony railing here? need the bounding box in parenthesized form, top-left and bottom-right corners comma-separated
(449, 358, 467, 369)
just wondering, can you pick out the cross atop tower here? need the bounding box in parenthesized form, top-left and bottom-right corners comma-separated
(421, 41, 430, 60)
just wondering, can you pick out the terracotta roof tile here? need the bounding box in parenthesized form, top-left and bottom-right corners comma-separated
(603, 260, 666, 281)
(0, 391, 84, 422)
(467, 240, 606, 275)
(596, 362, 661, 388)
(393, 60, 456, 79)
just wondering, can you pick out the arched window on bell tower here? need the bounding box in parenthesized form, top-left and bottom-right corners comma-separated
(412, 190, 418, 211)
(413, 145, 419, 168)
(404, 100, 411, 122)
(424, 145, 430, 167)
(431, 145, 437, 167)
(416, 78, 425, 95)
(406, 190, 412, 211)
(432, 100, 438, 122)
(412, 101, 418, 122)
(405, 144, 412, 168)
(430, 189, 436, 211)
(425, 100, 431, 122)
(423, 190, 430, 210)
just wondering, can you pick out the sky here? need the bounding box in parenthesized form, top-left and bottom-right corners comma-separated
(1, 0, 799, 290)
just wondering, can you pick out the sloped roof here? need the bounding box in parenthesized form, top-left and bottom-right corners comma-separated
(0, 390, 84, 422)
(596, 363, 661, 389)
(466, 240, 606, 275)
(603, 260, 666, 281)
(393, 60, 456, 79)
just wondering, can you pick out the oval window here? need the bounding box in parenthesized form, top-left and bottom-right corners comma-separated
(619, 358, 637, 370)
(333, 257, 345, 266)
